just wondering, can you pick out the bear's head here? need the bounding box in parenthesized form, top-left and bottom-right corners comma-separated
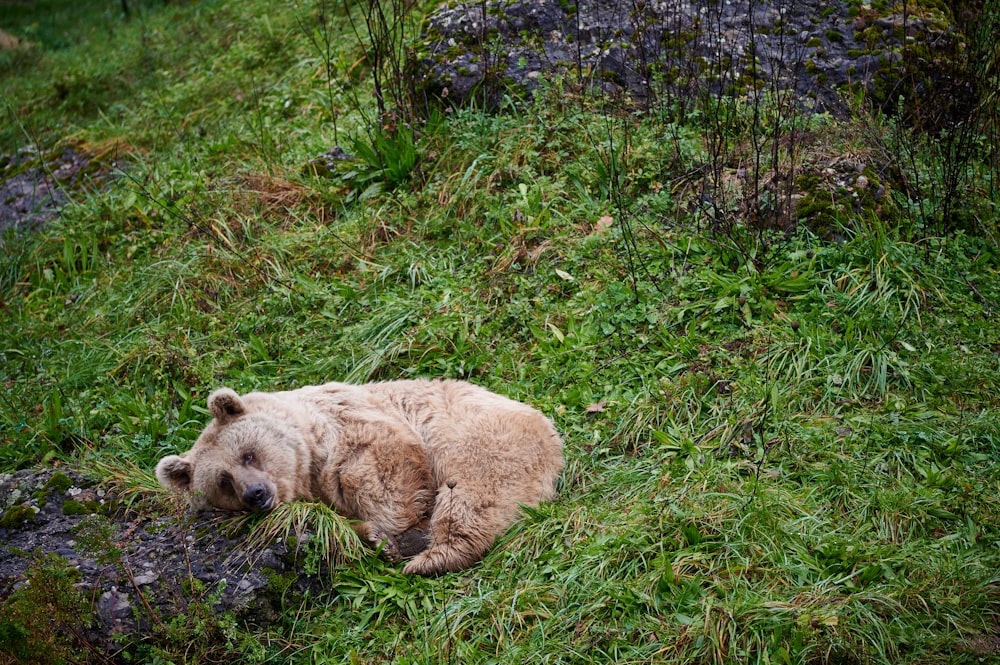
(155, 388, 302, 512)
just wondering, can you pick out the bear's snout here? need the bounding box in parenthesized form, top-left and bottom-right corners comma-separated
(243, 483, 274, 511)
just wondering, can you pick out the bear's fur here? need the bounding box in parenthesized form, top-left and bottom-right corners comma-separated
(155, 379, 563, 575)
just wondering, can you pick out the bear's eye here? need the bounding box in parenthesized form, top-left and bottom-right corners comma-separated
(219, 474, 233, 491)
(242, 452, 255, 466)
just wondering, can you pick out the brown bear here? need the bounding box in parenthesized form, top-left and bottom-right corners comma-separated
(155, 379, 563, 575)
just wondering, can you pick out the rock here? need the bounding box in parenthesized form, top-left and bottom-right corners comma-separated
(307, 145, 356, 176)
(0, 143, 125, 240)
(416, 0, 975, 120)
(0, 468, 324, 658)
(133, 571, 158, 585)
(98, 588, 133, 619)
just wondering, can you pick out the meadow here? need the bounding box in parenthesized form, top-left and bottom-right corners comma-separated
(1, 0, 998, 662)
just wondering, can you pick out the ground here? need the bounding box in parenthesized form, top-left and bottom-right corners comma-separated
(0, 468, 312, 656)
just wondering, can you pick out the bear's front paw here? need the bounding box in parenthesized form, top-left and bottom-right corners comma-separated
(366, 525, 402, 562)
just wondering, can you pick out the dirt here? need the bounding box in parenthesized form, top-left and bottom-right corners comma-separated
(0, 147, 85, 237)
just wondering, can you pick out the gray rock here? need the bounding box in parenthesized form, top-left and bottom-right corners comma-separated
(417, 0, 971, 117)
(0, 468, 326, 658)
(0, 144, 124, 241)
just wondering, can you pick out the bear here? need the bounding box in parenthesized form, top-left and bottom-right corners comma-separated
(155, 379, 564, 575)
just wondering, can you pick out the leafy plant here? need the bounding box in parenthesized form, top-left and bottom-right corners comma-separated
(343, 123, 419, 199)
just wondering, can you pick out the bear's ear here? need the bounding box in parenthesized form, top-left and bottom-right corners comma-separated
(156, 455, 193, 492)
(208, 388, 246, 425)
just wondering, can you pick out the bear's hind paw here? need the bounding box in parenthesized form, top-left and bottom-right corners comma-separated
(394, 526, 429, 559)
(402, 548, 475, 576)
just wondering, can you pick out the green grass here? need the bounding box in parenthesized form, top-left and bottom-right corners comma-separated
(2, 0, 999, 662)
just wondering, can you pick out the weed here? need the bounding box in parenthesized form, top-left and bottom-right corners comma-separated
(0, 503, 36, 529)
(343, 122, 420, 199)
(0, 552, 95, 664)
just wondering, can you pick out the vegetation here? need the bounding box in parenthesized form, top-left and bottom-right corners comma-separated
(1, 0, 998, 663)
(0, 553, 93, 664)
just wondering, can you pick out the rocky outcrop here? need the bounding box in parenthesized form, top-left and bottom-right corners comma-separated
(0, 468, 318, 660)
(417, 0, 975, 120)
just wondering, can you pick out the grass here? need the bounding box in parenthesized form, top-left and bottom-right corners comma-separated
(1, 0, 999, 662)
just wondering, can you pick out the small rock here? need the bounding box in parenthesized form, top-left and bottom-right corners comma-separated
(133, 572, 158, 586)
(98, 589, 133, 619)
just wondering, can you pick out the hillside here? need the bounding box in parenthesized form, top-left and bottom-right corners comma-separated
(1, 0, 998, 663)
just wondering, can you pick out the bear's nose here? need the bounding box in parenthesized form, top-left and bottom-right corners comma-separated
(243, 484, 272, 510)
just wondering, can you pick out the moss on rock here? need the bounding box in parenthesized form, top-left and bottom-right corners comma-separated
(0, 504, 37, 529)
(61, 499, 101, 516)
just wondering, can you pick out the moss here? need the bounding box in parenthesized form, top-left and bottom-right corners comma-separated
(43, 471, 74, 494)
(0, 504, 37, 529)
(807, 37, 822, 47)
(795, 173, 841, 232)
(795, 163, 901, 235)
(33, 472, 75, 508)
(61, 499, 100, 516)
(661, 28, 699, 50)
(266, 570, 299, 604)
(796, 198, 836, 221)
(826, 29, 844, 43)
(853, 169, 898, 221)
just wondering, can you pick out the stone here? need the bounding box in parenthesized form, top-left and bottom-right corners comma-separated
(416, 0, 973, 119)
(0, 468, 317, 656)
